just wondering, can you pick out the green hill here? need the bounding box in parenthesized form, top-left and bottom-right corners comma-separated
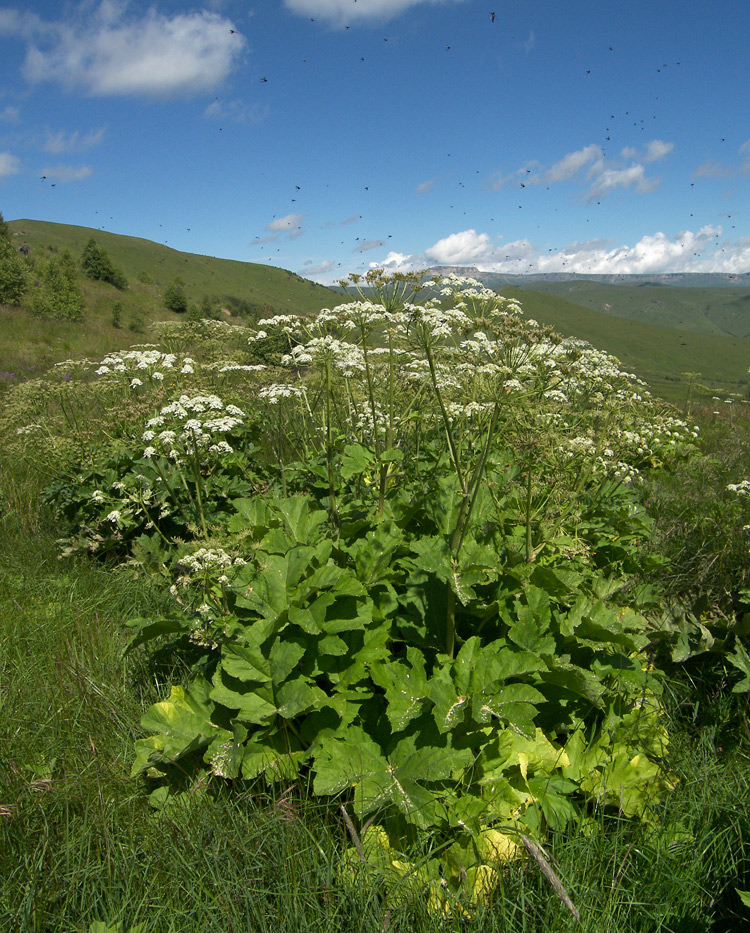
(2, 219, 342, 377)
(501, 286, 749, 404)
(518, 280, 750, 339)
(2, 220, 748, 406)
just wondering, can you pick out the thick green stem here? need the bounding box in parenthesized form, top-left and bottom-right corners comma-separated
(446, 588, 456, 658)
(190, 446, 209, 541)
(324, 360, 339, 527)
(525, 451, 534, 562)
(278, 405, 287, 497)
(425, 342, 466, 494)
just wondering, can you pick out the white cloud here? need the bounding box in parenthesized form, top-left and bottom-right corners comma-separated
(267, 213, 305, 236)
(283, 0, 467, 28)
(302, 259, 336, 277)
(0, 150, 21, 178)
(41, 164, 92, 182)
(643, 139, 674, 162)
(366, 225, 748, 278)
(204, 99, 269, 125)
(369, 251, 413, 271)
(354, 239, 384, 253)
(425, 229, 495, 264)
(585, 163, 659, 200)
(539, 144, 603, 184)
(42, 126, 106, 153)
(492, 140, 672, 200)
(415, 178, 436, 194)
(21, 4, 245, 98)
(523, 30, 535, 53)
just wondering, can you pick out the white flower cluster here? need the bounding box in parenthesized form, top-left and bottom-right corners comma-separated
(141, 394, 245, 460)
(258, 383, 307, 404)
(282, 336, 365, 376)
(90, 348, 200, 384)
(179, 547, 246, 573)
(314, 301, 388, 333)
(255, 314, 305, 335)
(217, 363, 268, 373)
(728, 480, 750, 497)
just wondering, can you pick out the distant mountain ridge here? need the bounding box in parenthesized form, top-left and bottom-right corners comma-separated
(425, 266, 750, 288)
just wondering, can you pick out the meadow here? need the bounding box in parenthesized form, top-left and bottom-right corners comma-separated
(1, 242, 750, 930)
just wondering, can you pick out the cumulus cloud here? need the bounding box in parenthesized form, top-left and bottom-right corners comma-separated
(42, 126, 106, 153)
(283, 0, 467, 28)
(41, 164, 92, 182)
(20, 3, 245, 98)
(425, 229, 495, 265)
(364, 225, 748, 278)
(0, 150, 21, 178)
(368, 251, 413, 271)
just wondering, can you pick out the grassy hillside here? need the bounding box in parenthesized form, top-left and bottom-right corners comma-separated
(2, 219, 342, 377)
(521, 279, 750, 338)
(501, 286, 749, 404)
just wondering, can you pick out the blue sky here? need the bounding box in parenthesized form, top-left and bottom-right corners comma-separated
(1, 0, 749, 283)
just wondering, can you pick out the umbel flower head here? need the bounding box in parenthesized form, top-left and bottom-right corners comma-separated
(141, 394, 245, 460)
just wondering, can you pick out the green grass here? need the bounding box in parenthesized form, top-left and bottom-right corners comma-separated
(1, 463, 749, 932)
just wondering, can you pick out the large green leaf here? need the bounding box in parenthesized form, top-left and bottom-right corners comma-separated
(210, 668, 276, 724)
(370, 647, 429, 733)
(313, 726, 471, 827)
(340, 443, 376, 479)
(221, 643, 272, 684)
(132, 680, 217, 775)
(471, 682, 545, 736)
(508, 586, 556, 656)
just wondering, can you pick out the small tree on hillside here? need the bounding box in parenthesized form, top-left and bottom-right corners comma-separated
(80, 237, 128, 289)
(0, 211, 10, 243)
(30, 250, 85, 320)
(0, 238, 28, 305)
(163, 278, 188, 314)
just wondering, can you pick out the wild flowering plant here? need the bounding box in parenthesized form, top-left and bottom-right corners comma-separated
(111, 273, 703, 915)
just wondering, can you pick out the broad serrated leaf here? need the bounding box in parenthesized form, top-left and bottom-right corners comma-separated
(276, 676, 327, 719)
(132, 681, 217, 775)
(210, 668, 276, 724)
(241, 731, 307, 781)
(508, 587, 556, 656)
(410, 535, 452, 583)
(370, 648, 428, 733)
(341, 443, 376, 479)
(472, 683, 544, 736)
(274, 495, 329, 544)
(221, 643, 272, 683)
(122, 616, 188, 655)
